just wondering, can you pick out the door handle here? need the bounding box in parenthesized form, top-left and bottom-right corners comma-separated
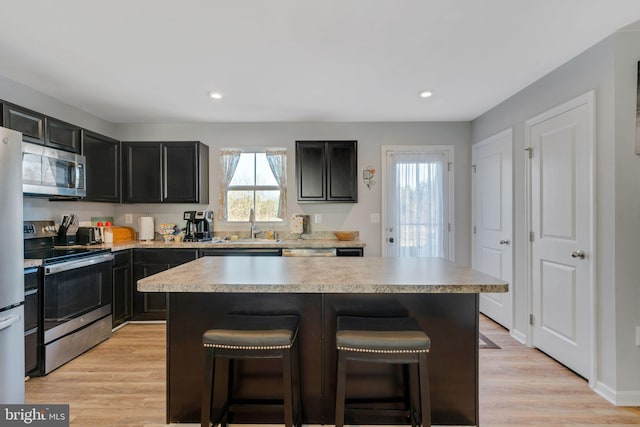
(388, 237, 394, 243)
(0, 314, 21, 332)
(499, 239, 510, 245)
(571, 250, 586, 259)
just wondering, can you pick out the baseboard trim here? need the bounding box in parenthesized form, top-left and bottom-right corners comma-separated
(510, 328, 526, 344)
(594, 381, 640, 406)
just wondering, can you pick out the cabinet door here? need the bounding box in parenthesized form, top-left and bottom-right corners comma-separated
(2, 103, 45, 145)
(336, 248, 363, 257)
(163, 142, 199, 203)
(200, 248, 282, 257)
(123, 142, 162, 203)
(112, 251, 132, 327)
(296, 141, 326, 201)
(327, 141, 357, 202)
(46, 118, 80, 153)
(132, 249, 198, 320)
(82, 130, 120, 202)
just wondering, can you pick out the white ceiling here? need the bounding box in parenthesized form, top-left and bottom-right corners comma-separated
(1, 1, 640, 124)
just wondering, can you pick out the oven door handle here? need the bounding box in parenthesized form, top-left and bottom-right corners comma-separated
(44, 253, 114, 275)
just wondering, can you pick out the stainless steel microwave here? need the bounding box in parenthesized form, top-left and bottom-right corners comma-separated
(22, 142, 86, 198)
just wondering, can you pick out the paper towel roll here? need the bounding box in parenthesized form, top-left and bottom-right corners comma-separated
(139, 217, 155, 241)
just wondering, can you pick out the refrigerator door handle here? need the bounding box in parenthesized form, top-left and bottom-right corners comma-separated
(0, 314, 21, 332)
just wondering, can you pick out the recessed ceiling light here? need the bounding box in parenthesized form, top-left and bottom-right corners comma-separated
(419, 90, 433, 98)
(209, 92, 223, 100)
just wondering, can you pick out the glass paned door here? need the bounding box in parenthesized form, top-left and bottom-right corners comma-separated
(384, 147, 452, 258)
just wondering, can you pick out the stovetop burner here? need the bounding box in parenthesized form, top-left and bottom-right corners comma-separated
(23, 220, 111, 265)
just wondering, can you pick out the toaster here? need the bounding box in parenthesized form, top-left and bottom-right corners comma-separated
(76, 227, 102, 245)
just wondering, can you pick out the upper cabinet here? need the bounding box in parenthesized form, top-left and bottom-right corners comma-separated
(81, 130, 120, 202)
(296, 140, 357, 202)
(122, 141, 209, 204)
(46, 117, 80, 153)
(2, 103, 80, 153)
(2, 103, 45, 145)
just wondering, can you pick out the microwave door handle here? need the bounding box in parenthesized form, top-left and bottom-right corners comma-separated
(68, 163, 76, 188)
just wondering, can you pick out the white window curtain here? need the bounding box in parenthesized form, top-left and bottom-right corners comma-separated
(391, 152, 445, 257)
(265, 149, 287, 219)
(219, 149, 241, 220)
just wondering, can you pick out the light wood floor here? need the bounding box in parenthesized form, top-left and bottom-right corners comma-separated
(25, 317, 640, 427)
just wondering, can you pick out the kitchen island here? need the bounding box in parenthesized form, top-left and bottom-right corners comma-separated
(138, 256, 507, 426)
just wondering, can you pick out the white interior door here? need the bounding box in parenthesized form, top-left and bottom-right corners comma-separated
(528, 92, 594, 379)
(382, 145, 454, 259)
(472, 129, 513, 330)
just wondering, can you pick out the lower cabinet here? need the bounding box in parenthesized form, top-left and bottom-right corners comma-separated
(112, 250, 132, 328)
(336, 248, 364, 257)
(199, 248, 282, 257)
(132, 249, 198, 321)
(24, 267, 40, 377)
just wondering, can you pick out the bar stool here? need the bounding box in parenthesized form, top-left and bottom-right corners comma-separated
(334, 316, 431, 427)
(201, 314, 302, 427)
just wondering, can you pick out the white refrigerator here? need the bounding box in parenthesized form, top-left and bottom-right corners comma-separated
(0, 126, 25, 403)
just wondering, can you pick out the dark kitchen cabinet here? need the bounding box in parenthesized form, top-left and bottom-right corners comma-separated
(199, 248, 282, 257)
(112, 250, 132, 328)
(122, 141, 209, 204)
(296, 140, 357, 202)
(82, 130, 120, 202)
(2, 103, 81, 152)
(46, 117, 80, 153)
(132, 249, 198, 320)
(24, 267, 41, 377)
(3, 103, 45, 145)
(336, 247, 364, 257)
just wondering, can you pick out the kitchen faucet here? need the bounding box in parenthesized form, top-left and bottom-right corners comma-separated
(249, 208, 259, 239)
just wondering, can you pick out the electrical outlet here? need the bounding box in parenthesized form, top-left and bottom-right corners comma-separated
(314, 214, 322, 224)
(125, 214, 133, 224)
(370, 213, 380, 223)
(636, 326, 640, 347)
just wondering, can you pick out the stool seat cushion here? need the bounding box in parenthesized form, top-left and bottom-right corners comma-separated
(203, 314, 299, 349)
(336, 316, 430, 352)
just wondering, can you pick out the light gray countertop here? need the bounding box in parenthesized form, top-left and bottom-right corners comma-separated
(137, 256, 508, 294)
(88, 238, 365, 252)
(23, 239, 365, 268)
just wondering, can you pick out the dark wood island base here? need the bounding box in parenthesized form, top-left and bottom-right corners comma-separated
(167, 292, 479, 425)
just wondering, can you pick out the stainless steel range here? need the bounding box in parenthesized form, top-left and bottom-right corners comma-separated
(24, 220, 113, 374)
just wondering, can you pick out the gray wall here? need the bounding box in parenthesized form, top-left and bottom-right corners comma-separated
(612, 27, 640, 395)
(473, 29, 640, 402)
(114, 121, 472, 260)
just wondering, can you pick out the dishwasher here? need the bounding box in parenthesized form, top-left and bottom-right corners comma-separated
(282, 248, 336, 257)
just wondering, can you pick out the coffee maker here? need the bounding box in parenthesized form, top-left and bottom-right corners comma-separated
(184, 210, 213, 242)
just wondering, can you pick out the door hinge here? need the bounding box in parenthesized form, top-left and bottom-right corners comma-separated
(448, 223, 451, 232)
(448, 162, 452, 172)
(529, 231, 534, 242)
(473, 225, 476, 234)
(525, 147, 533, 158)
(529, 314, 535, 325)
(471, 164, 476, 173)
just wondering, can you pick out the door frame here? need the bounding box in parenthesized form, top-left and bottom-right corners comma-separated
(524, 90, 597, 385)
(472, 127, 514, 331)
(380, 145, 455, 259)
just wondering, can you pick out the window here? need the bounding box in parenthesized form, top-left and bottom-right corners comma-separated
(219, 149, 287, 222)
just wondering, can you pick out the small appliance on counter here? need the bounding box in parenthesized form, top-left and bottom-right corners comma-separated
(76, 226, 102, 245)
(290, 214, 310, 239)
(139, 216, 155, 241)
(55, 214, 79, 246)
(184, 210, 213, 242)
